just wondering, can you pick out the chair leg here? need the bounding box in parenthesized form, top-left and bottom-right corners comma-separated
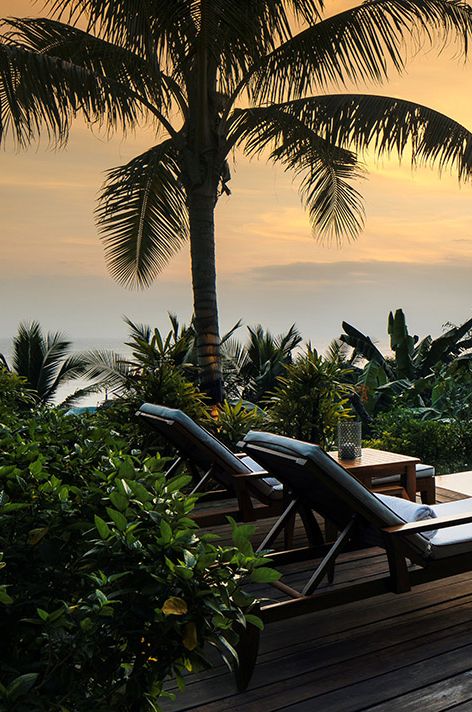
(283, 507, 296, 549)
(298, 504, 324, 547)
(383, 536, 411, 593)
(420, 478, 436, 505)
(234, 618, 261, 692)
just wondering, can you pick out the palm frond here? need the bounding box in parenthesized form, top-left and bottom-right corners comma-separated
(5, 17, 175, 113)
(221, 320, 243, 345)
(0, 35, 147, 148)
(96, 140, 189, 288)
(45, 352, 89, 402)
(37, 331, 75, 401)
(58, 383, 102, 409)
(230, 104, 365, 241)
(248, 0, 472, 103)
(80, 349, 131, 393)
(12, 322, 45, 391)
(264, 94, 472, 182)
(9, 321, 83, 402)
(48, 0, 194, 63)
(123, 316, 153, 345)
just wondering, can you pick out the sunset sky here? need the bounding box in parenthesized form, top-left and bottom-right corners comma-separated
(1, 0, 472, 352)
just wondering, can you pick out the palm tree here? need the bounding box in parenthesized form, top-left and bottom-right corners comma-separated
(2, 1, 472, 402)
(0, 321, 90, 404)
(222, 323, 302, 402)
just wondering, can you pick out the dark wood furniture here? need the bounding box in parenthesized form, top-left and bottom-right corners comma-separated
(328, 447, 420, 501)
(234, 432, 472, 691)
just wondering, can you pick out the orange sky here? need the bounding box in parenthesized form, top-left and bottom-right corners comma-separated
(1, 0, 472, 349)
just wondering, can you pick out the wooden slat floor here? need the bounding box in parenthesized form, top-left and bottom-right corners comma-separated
(165, 487, 472, 712)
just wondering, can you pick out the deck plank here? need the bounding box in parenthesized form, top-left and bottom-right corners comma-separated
(165, 488, 472, 712)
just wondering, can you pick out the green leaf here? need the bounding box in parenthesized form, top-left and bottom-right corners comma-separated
(249, 567, 281, 584)
(106, 507, 128, 532)
(7, 673, 39, 701)
(166, 475, 192, 493)
(160, 520, 172, 544)
(175, 565, 193, 580)
(245, 613, 264, 631)
(109, 491, 129, 512)
(183, 550, 196, 569)
(212, 613, 232, 630)
(128, 480, 152, 503)
(29, 459, 43, 477)
(0, 588, 13, 605)
(94, 514, 111, 540)
(27, 527, 49, 546)
(232, 529, 254, 557)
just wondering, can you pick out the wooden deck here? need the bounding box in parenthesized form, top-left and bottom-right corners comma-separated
(166, 488, 472, 711)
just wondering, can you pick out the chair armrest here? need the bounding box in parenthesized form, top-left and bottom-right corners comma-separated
(383, 510, 472, 536)
(233, 470, 270, 480)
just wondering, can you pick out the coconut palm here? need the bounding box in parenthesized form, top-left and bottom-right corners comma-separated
(0, 321, 90, 404)
(2, 1, 472, 401)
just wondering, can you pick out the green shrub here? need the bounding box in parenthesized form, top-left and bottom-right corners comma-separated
(266, 346, 355, 449)
(0, 368, 36, 419)
(365, 408, 472, 473)
(0, 428, 274, 710)
(210, 400, 267, 449)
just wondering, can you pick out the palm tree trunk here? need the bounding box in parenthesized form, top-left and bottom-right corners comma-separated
(188, 187, 224, 403)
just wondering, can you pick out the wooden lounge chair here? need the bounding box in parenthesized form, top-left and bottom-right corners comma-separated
(234, 430, 472, 690)
(136, 404, 312, 538)
(372, 462, 436, 504)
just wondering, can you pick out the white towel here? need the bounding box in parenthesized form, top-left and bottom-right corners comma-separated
(375, 492, 438, 540)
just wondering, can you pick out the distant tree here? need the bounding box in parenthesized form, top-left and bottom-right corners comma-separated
(223, 324, 302, 402)
(0, 321, 89, 404)
(2, 1, 472, 401)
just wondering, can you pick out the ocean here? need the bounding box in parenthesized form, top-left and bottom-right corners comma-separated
(0, 337, 129, 407)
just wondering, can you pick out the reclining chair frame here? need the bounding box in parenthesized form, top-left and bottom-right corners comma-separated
(235, 440, 472, 691)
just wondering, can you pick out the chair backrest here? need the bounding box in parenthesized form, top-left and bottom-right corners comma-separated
(243, 430, 431, 558)
(136, 404, 281, 500)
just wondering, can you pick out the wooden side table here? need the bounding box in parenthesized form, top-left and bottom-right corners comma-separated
(328, 448, 420, 502)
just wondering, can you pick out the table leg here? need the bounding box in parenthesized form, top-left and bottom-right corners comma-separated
(404, 463, 416, 501)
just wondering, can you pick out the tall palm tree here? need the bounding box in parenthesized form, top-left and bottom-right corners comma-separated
(2, 1, 472, 402)
(0, 321, 89, 404)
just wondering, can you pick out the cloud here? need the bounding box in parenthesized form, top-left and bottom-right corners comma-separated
(245, 258, 472, 284)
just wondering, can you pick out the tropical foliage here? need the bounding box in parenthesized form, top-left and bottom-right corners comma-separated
(0, 368, 35, 417)
(0, 322, 92, 406)
(365, 408, 472, 474)
(3, 1, 472, 399)
(222, 324, 302, 402)
(340, 309, 472, 417)
(266, 345, 355, 448)
(0, 405, 274, 711)
(212, 399, 267, 449)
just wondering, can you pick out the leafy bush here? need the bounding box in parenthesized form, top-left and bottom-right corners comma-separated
(0, 420, 274, 710)
(0, 368, 36, 419)
(210, 400, 267, 449)
(81, 317, 211, 421)
(365, 408, 472, 473)
(340, 309, 472, 418)
(266, 346, 355, 448)
(222, 325, 302, 403)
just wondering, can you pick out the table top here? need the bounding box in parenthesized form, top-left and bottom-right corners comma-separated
(327, 447, 420, 473)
